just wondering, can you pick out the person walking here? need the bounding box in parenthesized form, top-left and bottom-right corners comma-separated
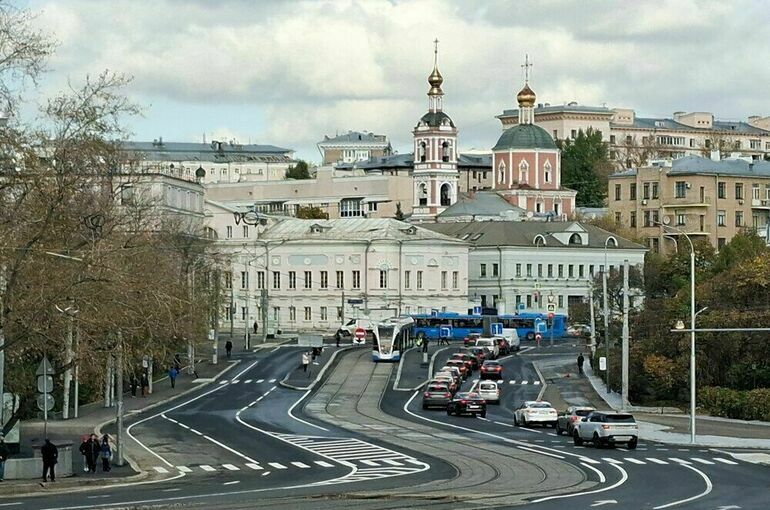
(168, 366, 178, 389)
(225, 340, 233, 358)
(78, 435, 89, 472)
(335, 330, 341, 348)
(422, 337, 429, 353)
(0, 434, 10, 482)
(577, 352, 585, 375)
(129, 374, 138, 398)
(253, 321, 259, 335)
(140, 373, 149, 397)
(41, 439, 58, 483)
(301, 351, 310, 374)
(82, 434, 100, 473)
(100, 436, 112, 472)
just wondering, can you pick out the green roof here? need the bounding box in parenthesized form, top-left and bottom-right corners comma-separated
(418, 111, 455, 128)
(493, 124, 557, 151)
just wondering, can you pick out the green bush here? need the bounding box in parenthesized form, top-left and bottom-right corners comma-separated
(700, 386, 770, 421)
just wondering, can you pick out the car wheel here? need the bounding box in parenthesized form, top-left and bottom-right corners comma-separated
(592, 432, 602, 448)
(627, 437, 638, 450)
(446, 408, 452, 416)
(514, 415, 519, 426)
(556, 423, 563, 435)
(522, 417, 528, 427)
(526, 332, 535, 341)
(573, 431, 584, 446)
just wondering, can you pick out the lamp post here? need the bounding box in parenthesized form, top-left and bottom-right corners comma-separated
(602, 237, 611, 391)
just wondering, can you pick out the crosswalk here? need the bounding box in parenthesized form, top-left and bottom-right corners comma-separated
(579, 455, 739, 466)
(219, 378, 277, 385)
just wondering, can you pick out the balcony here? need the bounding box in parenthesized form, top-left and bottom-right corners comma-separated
(751, 199, 770, 209)
(661, 196, 711, 208)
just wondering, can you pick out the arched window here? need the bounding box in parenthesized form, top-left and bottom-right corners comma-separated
(569, 233, 582, 245)
(419, 142, 427, 163)
(519, 160, 529, 183)
(534, 235, 546, 247)
(498, 160, 506, 183)
(606, 236, 618, 248)
(417, 182, 428, 206)
(442, 141, 450, 162)
(440, 183, 451, 206)
(544, 160, 552, 184)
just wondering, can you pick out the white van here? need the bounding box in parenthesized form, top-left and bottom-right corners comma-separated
(475, 338, 500, 359)
(337, 317, 374, 344)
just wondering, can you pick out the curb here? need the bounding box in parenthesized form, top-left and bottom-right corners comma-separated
(392, 346, 418, 391)
(532, 362, 548, 401)
(279, 346, 354, 391)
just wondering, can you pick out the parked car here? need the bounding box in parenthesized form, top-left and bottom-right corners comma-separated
(422, 382, 453, 409)
(445, 359, 470, 380)
(513, 401, 558, 427)
(556, 406, 596, 436)
(475, 338, 500, 359)
(446, 392, 487, 417)
(573, 411, 638, 449)
(450, 352, 479, 371)
(480, 360, 503, 380)
(430, 376, 457, 394)
(567, 324, 592, 338)
(463, 332, 482, 347)
(476, 380, 500, 404)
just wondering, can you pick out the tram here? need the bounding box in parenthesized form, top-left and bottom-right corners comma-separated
(372, 316, 415, 362)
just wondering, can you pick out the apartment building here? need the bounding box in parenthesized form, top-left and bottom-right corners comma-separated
(608, 155, 770, 253)
(317, 131, 392, 166)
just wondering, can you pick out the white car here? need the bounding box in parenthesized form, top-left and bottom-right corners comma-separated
(476, 380, 500, 404)
(475, 338, 499, 359)
(439, 366, 463, 383)
(513, 401, 558, 428)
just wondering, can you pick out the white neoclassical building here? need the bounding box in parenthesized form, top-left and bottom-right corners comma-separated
(206, 200, 470, 334)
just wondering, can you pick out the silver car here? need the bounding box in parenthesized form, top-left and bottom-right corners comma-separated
(573, 411, 639, 449)
(556, 406, 595, 436)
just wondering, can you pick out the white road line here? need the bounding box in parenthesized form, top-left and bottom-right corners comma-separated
(245, 463, 263, 470)
(0, 504, 23, 507)
(532, 462, 628, 504)
(653, 463, 713, 509)
(176, 466, 193, 473)
(691, 457, 714, 465)
(579, 456, 601, 465)
(218, 380, 228, 385)
(580, 462, 606, 483)
(624, 457, 646, 465)
(162, 488, 182, 492)
(493, 421, 515, 427)
(231, 380, 240, 384)
(360, 459, 379, 466)
(244, 379, 252, 384)
(256, 379, 264, 383)
(269, 379, 276, 383)
(656, 448, 669, 451)
(178, 423, 189, 429)
(268, 462, 287, 469)
(381, 459, 403, 466)
(223, 481, 240, 485)
(646, 458, 669, 465)
(533, 381, 541, 385)
(601, 457, 623, 464)
(521, 380, 529, 385)
(291, 461, 311, 468)
(262, 471, 270, 476)
(669, 457, 692, 465)
(509, 380, 516, 384)
(190, 429, 202, 435)
(315, 461, 335, 467)
(198, 434, 259, 464)
(200, 465, 216, 472)
(478, 416, 490, 421)
(713, 457, 738, 465)
(153, 467, 170, 473)
(165, 417, 178, 424)
(286, 388, 329, 432)
(222, 464, 240, 471)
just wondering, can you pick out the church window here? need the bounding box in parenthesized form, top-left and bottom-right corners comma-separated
(519, 160, 529, 183)
(419, 142, 427, 162)
(554, 201, 561, 216)
(498, 160, 506, 183)
(418, 182, 428, 206)
(544, 160, 552, 183)
(442, 141, 450, 162)
(440, 183, 451, 207)
(535, 202, 543, 213)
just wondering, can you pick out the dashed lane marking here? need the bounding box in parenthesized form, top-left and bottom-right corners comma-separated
(223, 481, 240, 485)
(244, 379, 252, 384)
(315, 460, 335, 468)
(291, 461, 311, 469)
(669, 457, 692, 465)
(222, 464, 240, 471)
(246, 463, 263, 470)
(176, 466, 192, 473)
(601, 457, 623, 464)
(153, 467, 169, 473)
(268, 462, 287, 469)
(200, 465, 216, 471)
(231, 380, 240, 384)
(256, 379, 264, 383)
(534, 381, 541, 385)
(646, 458, 669, 465)
(624, 458, 646, 465)
(713, 458, 738, 465)
(269, 379, 277, 383)
(360, 460, 379, 466)
(579, 457, 601, 465)
(691, 458, 715, 465)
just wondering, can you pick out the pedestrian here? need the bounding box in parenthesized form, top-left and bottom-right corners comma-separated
(81, 434, 100, 473)
(100, 436, 112, 472)
(0, 434, 10, 482)
(129, 374, 138, 398)
(335, 330, 341, 348)
(78, 435, 89, 472)
(225, 340, 233, 358)
(168, 366, 178, 389)
(140, 373, 149, 397)
(422, 337, 429, 353)
(577, 352, 585, 375)
(301, 351, 310, 373)
(253, 321, 259, 335)
(41, 439, 58, 483)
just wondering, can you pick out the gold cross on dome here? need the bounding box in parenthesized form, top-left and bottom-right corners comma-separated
(521, 53, 532, 84)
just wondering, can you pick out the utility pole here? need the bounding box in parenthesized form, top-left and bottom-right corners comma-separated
(62, 311, 73, 419)
(244, 266, 250, 350)
(188, 267, 196, 376)
(115, 331, 125, 467)
(0, 267, 5, 431)
(621, 259, 630, 411)
(589, 285, 596, 352)
(74, 324, 80, 418)
(603, 242, 611, 392)
(104, 353, 113, 408)
(261, 288, 268, 344)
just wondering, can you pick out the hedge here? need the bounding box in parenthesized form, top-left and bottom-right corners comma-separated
(699, 386, 770, 421)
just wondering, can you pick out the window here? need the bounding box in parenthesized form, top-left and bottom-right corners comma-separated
(515, 264, 522, 278)
(538, 264, 543, 278)
(718, 182, 726, 199)
(676, 212, 686, 226)
(241, 306, 247, 321)
(547, 264, 553, 278)
(340, 198, 364, 217)
(352, 270, 361, 289)
(630, 183, 637, 200)
(526, 264, 532, 277)
(289, 306, 296, 321)
(675, 181, 687, 198)
(610, 134, 616, 144)
(558, 264, 564, 277)
(367, 201, 378, 212)
(492, 263, 499, 277)
(630, 211, 637, 228)
(242, 225, 249, 238)
(273, 307, 280, 321)
(518, 159, 529, 182)
(379, 270, 388, 289)
(753, 184, 760, 200)
(615, 212, 621, 223)
(441, 141, 450, 162)
(643, 183, 650, 200)
(224, 271, 232, 289)
(578, 265, 584, 278)
(568, 264, 574, 278)
(498, 160, 506, 183)
(735, 183, 744, 200)
(735, 210, 744, 227)
(480, 263, 487, 277)
(257, 271, 265, 289)
(526, 295, 532, 308)
(288, 271, 296, 289)
(718, 237, 726, 250)
(571, 129, 577, 139)
(304, 307, 311, 321)
(404, 270, 411, 289)
(272, 271, 280, 289)
(441, 271, 447, 289)
(717, 210, 726, 226)
(226, 225, 233, 239)
(652, 182, 659, 199)
(304, 271, 312, 289)
(417, 183, 428, 206)
(558, 295, 564, 308)
(320, 306, 327, 321)
(614, 184, 621, 200)
(336, 271, 344, 289)
(417, 271, 423, 289)
(452, 271, 459, 289)
(544, 161, 552, 183)
(240, 271, 249, 289)
(589, 265, 594, 276)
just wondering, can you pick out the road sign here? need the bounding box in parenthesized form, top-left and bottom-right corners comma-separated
(347, 298, 364, 305)
(439, 326, 452, 338)
(36, 393, 54, 412)
(516, 303, 526, 313)
(431, 308, 439, 316)
(546, 303, 556, 313)
(491, 322, 503, 336)
(535, 333, 542, 342)
(354, 327, 367, 340)
(547, 294, 555, 304)
(36, 357, 55, 376)
(535, 320, 547, 334)
(599, 356, 607, 371)
(472, 306, 482, 316)
(36, 375, 53, 394)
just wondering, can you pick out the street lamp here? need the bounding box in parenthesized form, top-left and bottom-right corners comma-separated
(602, 236, 612, 391)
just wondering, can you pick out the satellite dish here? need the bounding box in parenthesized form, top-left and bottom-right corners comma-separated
(662, 216, 671, 225)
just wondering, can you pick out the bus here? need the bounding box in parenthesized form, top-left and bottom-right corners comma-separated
(410, 313, 485, 341)
(498, 312, 567, 341)
(372, 316, 415, 362)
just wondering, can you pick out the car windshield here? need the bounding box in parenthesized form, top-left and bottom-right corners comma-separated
(427, 385, 447, 392)
(576, 409, 594, 416)
(529, 402, 552, 408)
(479, 383, 497, 390)
(483, 361, 499, 366)
(605, 414, 636, 423)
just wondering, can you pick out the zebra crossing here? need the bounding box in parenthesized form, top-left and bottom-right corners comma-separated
(579, 455, 739, 467)
(219, 378, 277, 385)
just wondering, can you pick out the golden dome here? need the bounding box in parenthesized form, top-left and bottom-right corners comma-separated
(517, 83, 536, 107)
(428, 65, 444, 96)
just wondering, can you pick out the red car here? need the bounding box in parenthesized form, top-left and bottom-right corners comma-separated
(445, 359, 470, 380)
(450, 352, 478, 372)
(463, 332, 481, 347)
(469, 347, 488, 365)
(480, 360, 503, 380)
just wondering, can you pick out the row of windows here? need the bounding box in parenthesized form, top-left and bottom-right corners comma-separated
(479, 294, 567, 309)
(227, 305, 343, 323)
(224, 269, 461, 291)
(609, 135, 770, 151)
(618, 209, 768, 230)
(497, 159, 553, 185)
(480, 262, 616, 280)
(615, 181, 770, 202)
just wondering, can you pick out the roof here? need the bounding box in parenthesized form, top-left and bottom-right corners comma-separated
(121, 141, 293, 164)
(423, 221, 646, 250)
(610, 155, 770, 179)
(418, 111, 455, 128)
(318, 131, 389, 145)
(259, 218, 466, 243)
(438, 192, 524, 219)
(335, 152, 492, 171)
(499, 104, 613, 118)
(493, 124, 557, 151)
(612, 117, 770, 135)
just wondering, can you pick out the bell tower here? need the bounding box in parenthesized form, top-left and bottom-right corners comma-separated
(411, 39, 459, 222)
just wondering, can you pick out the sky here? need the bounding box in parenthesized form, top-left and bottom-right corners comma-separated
(23, 0, 770, 163)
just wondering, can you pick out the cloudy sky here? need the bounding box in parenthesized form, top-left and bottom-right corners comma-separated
(25, 0, 770, 162)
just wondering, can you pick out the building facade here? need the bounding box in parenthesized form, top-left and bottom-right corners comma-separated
(317, 131, 392, 166)
(608, 155, 770, 254)
(205, 204, 469, 334)
(424, 221, 646, 317)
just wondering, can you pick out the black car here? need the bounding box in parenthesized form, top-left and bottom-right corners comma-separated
(422, 382, 453, 409)
(446, 392, 487, 417)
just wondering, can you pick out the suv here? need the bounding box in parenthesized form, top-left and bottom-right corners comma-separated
(573, 411, 638, 449)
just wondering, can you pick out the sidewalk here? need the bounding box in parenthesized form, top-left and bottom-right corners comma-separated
(0, 357, 238, 495)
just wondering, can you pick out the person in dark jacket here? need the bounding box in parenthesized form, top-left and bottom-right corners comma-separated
(79, 434, 100, 473)
(140, 373, 149, 397)
(41, 439, 58, 482)
(577, 352, 585, 375)
(100, 436, 112, 472)
(129, 374, 138, 397)
(0, 434, 10, 481)
(225, 340, 233, 358)
(168, 366, 178, 388)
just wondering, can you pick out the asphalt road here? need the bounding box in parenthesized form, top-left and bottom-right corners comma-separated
(6, 343, 770, 510)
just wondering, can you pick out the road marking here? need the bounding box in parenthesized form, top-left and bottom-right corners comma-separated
(291, 461, 311, 468)
(153, 467, 169, 473)
(382, 459, 403, 466)
(360, 459, 379, 466)
(197, 434, 258, 464)
(669, 457, 692, 465)
(262, 471, 271, 476)
(269, 379, 276, 383)
(534, 381, 541, 385)
(494, 421, 515, 427)
(532, 463, 628, 504)
(581, 462, 606, 483)
(691, 457, 714, 465)
(190, 429, 202, 435)
(162, 488, 181, 492)
(223, 481, 240, 485)
(165, 417, 178, 424)
(478, 416, 490, 421)
(286, 388, 330, 432)
(244, 379, 252, 384)
(601, 457, 623, 464)
(656, 448, 669, 451)
(231, 380, 240, 384)
(176, 466, 192, 473)
(256, 379, 264, 383)
(579, 457, 601, 465)
(245, 463, 263, 470)
(623, 458, 646, 465)
(0, 504, 23, 508)
(713, 458, 738, 465)
(200, 465, 216, 471)
(218, 380, 228, 385)
(509, 380, 516, 384)
(653, 463, 713, 509)
(521, 381, 529, 385)
(268, 462, 287, 469)
(646, 458, 668, 464)
(314, 460, 335, 467)
(590, 500, 617, 507)
(222, 464, 240, 471)
(178, 423, 189, 429)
